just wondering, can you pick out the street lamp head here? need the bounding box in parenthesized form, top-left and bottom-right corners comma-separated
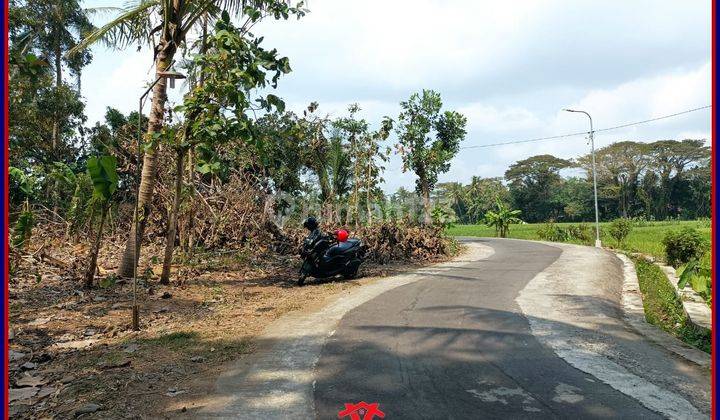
(563, 108, 578, 112)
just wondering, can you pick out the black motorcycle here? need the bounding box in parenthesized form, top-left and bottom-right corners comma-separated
(298, 217, 365, 286)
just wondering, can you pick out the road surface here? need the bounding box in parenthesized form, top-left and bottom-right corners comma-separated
(202, 238, 710, 419)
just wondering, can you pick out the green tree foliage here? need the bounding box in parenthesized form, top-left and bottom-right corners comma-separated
(431, 205, 457, 229)
(677, 259, 711, 304)
(159, 13, 295, 283)
(465, 177, 510, 224)
(73, 0, 306, 277)
(505, 154, 572, 223)
(579, 139, 709, 220)
(395, 90, 467, 224)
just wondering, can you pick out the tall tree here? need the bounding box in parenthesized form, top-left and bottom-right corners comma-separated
(505, 154, 572, 222)
(333, 104, 368, 226)
(160, 12, 293, 284)
(10, 0, 93, 150)
(434, 182, 467, 222)
(465, 177, 510, 224)
(359, 117, 392, 225)
(72, 0, 306, 277)
(395, 90, 467, 224)
(578, 141, 650, 217)
(648, 139, 709, 219)
(9, 0, 92, 217)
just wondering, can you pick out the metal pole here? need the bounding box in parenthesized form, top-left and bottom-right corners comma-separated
(587, 115, 601, 248)
(563, 109, 601, 247)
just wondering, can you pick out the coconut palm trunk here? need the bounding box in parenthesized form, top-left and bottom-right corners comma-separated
(118, 46, 176, 277)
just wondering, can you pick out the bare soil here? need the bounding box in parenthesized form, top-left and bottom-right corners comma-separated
(9, 233, 444, 419)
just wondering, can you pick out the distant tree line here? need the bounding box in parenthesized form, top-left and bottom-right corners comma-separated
(420, 139, 710, 224)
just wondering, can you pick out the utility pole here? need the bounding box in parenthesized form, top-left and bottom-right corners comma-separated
(563, 109, 601, 248)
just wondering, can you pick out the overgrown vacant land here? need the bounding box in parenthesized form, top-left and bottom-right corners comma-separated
(9, 222, 456, 419)
(449, 219, 712, 353)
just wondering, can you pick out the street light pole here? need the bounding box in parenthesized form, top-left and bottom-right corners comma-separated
(564, 109, 601, 248)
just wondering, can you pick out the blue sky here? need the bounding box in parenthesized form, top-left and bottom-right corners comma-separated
(80, 1, 711, 192)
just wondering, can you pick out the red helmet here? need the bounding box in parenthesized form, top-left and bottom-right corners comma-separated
(336, 229, 349, 242)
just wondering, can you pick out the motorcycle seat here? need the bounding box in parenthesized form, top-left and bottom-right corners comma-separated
(325, 238, 361, 257)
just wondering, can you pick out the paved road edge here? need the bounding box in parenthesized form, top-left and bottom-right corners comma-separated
(516, 240, 705, 420)
(197, 242, 494, 419)
(615, 252, 711, 368)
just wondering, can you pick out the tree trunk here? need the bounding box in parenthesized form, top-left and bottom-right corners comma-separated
(118, 47, 176, 277)
(52, 41, 61, 150)
(51, 42, 62, 218)
(186, 147, 195, 255)
(348, 134, 359, 227)
(84, 203, 108, 288)
(421, 182, 432, 225)
(161, 149, 184, 284)
(366, 160, 372, 225)
(366, 192, 372, 226)
(263, 192, 275, 221)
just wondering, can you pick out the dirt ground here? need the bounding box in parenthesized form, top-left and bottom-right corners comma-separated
(9, 233, 445, 419)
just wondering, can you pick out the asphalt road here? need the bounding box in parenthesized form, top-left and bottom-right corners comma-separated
(313, 238, 706, 419)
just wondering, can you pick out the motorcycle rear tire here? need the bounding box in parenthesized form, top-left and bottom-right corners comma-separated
(342, 269, 358, 279)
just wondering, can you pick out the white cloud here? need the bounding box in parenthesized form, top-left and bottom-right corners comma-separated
(458, 103, 542, 133)
(79, 0, 710, 194)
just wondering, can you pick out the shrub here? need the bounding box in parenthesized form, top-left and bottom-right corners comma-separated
(537, 222, 568, 242)
(431, 205, 457, 229)
(567, 223, 592, 244)
(662, 228, 708, 268)
(608, 218, 632, 246)
(697, 217, 711, 228)
(482, 200, 522, 238)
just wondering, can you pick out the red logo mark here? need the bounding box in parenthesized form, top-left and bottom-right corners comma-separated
(338, 401, 385, 420)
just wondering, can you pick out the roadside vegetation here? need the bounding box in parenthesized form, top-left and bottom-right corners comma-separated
(8, 0, 711, 416)
(448, 219, 710, 260)
(632, 258, 711, 353)
(449, 219, 712, 352)
(8, 1, 465, 417)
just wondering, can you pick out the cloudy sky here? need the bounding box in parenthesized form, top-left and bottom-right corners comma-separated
(81, 1, 711, 192)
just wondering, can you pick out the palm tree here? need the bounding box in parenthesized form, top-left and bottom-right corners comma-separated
(326, 135, 352, 224)
(436, 182, 467, 223)
(483, 200, 522, 238)
(70, 0, 305, 277)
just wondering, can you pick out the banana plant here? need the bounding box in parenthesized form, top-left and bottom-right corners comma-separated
(677, 259, 712, 303)
(483, 200, 522, 238)
(84, 155, 119, 288)
(10, 167, 37, 250)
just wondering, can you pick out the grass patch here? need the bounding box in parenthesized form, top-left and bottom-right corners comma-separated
(141, 331, 199, 350)
(449, 221, 712, 352)
(633, 257, 710, 353)
(448, 220, 710, 264)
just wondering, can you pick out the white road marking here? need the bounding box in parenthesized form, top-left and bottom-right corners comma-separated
(517, 242, 704, 420)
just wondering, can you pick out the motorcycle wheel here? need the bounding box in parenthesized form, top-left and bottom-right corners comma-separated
(297, 274, 307, 286)
(342, 268, 358, 279)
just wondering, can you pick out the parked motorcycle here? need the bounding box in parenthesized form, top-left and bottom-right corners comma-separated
(298, 217, 365, 286)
